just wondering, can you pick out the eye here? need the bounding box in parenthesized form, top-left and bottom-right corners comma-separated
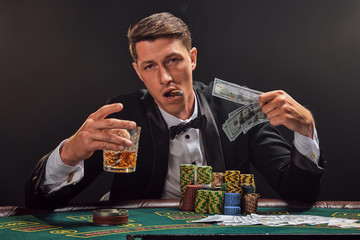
(168, 58, 180, 64)
(144, 64, 153, 70)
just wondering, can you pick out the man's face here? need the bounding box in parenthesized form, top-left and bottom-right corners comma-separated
(132, 38, 197, 120)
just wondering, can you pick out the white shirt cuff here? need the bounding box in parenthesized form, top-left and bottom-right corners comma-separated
(293, 125, 320, 165)
(40, 139, 84, 194)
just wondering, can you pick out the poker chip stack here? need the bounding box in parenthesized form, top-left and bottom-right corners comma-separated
(225, 170, 241, 183)
(208, 190, 225, 214)
(179, 164, 195, 209)
(243, 193, 260, 214)
(239, 174, 258, 214)
(221, 182, 242, 193)
(223, 192, 241, 215)
(222, 170, 243, 195)
(194, 189, 210, 213)
(241, 174, 254, 184)
(241, 174, 256, 194)
(211, 172, 224, 188)
(179, 166, 259, 215)
(221, 170, 242, 215)
(181, 185, 202, 211)
(196, 166, 212, 187)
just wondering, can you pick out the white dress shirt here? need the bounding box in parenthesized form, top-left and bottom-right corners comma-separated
(41, 93, 320, 197)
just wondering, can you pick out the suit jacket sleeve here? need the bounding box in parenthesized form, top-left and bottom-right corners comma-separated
(24, 90, 149, 209)
(247, 122, 324, 203)
(25, 149, 104, 209)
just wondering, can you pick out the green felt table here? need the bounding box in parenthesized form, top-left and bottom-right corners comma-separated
(1, 207, 360, 239)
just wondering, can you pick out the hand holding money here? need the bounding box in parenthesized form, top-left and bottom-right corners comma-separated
(212, 78, 315, 141)
(213, 78, 269, 141)
(259, 90, 315, 139)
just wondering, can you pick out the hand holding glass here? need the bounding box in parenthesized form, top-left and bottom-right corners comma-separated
(103, 127, 141, 173)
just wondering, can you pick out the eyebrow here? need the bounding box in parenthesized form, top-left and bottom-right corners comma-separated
(139, 53, 183, 68)
(165, 53, 183, 59)
(140, 60, 154, 67)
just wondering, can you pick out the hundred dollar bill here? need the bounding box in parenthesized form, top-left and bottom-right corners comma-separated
(228, 106, 243, 118)
(212, 78, 262, 105)
(222, 123, 234, 142)
(222, 105, 246, 141)
(241, 103, 269, 134)
(223, 104, 269, 140)
(227, 105, 248, 139)
(194, 214, 360, 228)
(213, 78, 269, 141)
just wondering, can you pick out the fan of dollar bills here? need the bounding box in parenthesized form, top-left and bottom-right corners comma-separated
(212, 78, 269, 142)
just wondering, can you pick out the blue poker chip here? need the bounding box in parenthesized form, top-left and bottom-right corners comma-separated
(224, 206, 241, 215)
(224, 192, 241, 206)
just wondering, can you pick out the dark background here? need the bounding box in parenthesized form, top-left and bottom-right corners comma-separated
(0, 0, 359, 206)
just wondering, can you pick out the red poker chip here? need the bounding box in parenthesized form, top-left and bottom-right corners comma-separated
(181, 185, 202, 211)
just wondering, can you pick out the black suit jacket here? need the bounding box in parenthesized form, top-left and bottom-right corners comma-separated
(25, 81, 325, 209)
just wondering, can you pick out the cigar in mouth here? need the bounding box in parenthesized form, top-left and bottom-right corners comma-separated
(165, 90, 184, 97)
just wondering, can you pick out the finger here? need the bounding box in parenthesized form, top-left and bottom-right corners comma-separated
(91, 103, 124, 120)
(259, 90, 284, 108)
(261, 101, 277, 115)
(93, 118, 136, 130)
(265, 107, 282, 121)
(110, 129, 131, 139)
(88, 130, 133, 147)
(267, 115, 285, 127)
(91, 140, 127, 152)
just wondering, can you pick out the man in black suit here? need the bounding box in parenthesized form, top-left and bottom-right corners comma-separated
(25, 12, 324, 209)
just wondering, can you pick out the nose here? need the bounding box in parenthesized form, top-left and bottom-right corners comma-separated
(158, 65, 172, 85)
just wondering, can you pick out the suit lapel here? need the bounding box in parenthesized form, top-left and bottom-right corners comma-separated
(195, 88, 226, 172)
(141, 93, 170, 198)
(140, 87, 226, 197)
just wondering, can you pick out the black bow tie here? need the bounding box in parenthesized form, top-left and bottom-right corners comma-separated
(169, 115, 207, 140)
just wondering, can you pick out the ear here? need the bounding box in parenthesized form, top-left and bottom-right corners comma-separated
(190, 47, 197, 71)
(132, 62, 143, 82)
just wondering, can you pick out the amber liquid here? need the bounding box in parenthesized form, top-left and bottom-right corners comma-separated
(104, 151, 137, 173)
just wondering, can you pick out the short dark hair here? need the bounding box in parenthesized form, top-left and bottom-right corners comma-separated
(127, 12, 192, 62)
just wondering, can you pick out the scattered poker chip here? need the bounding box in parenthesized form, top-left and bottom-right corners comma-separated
(93, 209, 128, 226)
(224, 192, 241, 206)
(182, 185, 202, 211)
(221, 183, 228, 191)
(224, 206, 241, 215)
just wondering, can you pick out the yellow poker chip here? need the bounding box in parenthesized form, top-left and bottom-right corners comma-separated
(196, 166, 212, 184)
(240, 174, 255, 184)
(225, 170, 241, 183)
(195, 189, 210, 213)
(208, 190, 225, 214)
(179, 164, 195, 209)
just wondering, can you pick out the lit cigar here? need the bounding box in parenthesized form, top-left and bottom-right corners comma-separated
(165, 90, 184, 97)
